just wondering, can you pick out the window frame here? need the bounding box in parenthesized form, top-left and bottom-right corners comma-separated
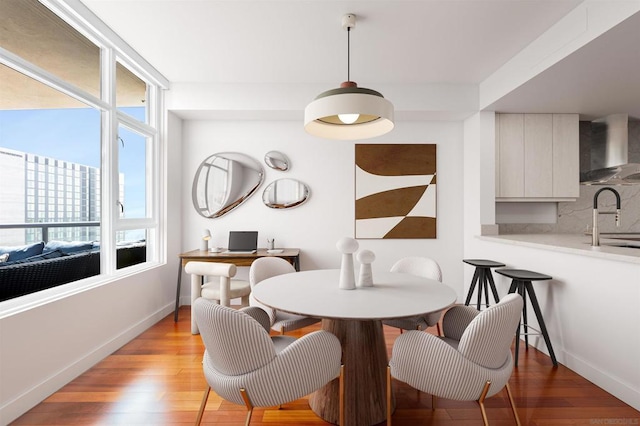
(0, 0, 169, 315)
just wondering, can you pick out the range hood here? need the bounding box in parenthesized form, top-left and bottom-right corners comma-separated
(580, 113, 640, 185)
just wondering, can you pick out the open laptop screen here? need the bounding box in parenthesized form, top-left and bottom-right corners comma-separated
(226, 231, 258, 253)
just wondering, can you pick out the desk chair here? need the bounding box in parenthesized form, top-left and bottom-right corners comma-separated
(383, 256, 444, 335)
(193, 298, 344, 426)
(387, 294, 523, 426)
(249, 257, 320, 334)
(185, 261, 251, 334)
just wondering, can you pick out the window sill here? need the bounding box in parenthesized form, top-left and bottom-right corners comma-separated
(0, 261, 162, 319)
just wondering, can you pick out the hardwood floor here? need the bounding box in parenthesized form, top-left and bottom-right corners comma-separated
(12, 306, 640, 425)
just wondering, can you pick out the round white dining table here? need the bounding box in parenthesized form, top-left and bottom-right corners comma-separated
(252, 268, 457, 426)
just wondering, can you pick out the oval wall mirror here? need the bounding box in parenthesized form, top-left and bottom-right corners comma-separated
(262, 178, 310, 209)
(192, 152, 264, 218)
(264, 151, 290, 171)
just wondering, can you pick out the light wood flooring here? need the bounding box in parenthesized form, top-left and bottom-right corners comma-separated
(11, 306, 640, 425)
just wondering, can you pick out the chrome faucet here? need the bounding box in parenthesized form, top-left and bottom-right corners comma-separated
(592, 187, 621, 246)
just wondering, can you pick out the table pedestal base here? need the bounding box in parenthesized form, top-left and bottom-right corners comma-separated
(309, 318, 394, 426)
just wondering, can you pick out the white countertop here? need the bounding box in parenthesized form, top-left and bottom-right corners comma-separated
(478, 233, 640, 264)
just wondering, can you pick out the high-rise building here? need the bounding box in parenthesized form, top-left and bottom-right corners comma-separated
(0, 148, 104, 246)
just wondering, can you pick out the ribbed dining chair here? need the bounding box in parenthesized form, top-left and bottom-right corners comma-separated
(383, 256, 445, 335)
(387, 293, 523, 425)
(193, 298, 344, 426)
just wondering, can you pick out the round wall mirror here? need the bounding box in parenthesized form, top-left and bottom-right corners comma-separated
(192, 152, 264, 218)
(262, 178, 310, 209)
(264, 151, 290, 171)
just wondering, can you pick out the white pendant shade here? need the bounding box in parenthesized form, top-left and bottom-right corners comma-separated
(304, 87, 394, 140)
(304, 13, 394, 140)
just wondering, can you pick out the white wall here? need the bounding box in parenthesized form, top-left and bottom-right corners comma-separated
(0, 112, 183, 424)
(178, 119, 466, 301)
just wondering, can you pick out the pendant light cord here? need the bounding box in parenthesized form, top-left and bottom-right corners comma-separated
(347, 27, 351, 82)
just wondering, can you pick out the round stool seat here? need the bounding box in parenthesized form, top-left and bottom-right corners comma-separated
(201, 279, 251, 300)
(496, 269, 552, 281)
(463, 259, 505, 268)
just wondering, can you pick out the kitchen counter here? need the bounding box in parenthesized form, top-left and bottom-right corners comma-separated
(478, 233, 640, 264)
(470, 232, 640, 411)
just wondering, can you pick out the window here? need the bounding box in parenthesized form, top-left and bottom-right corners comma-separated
(117, 124, 148, 220)
(0, 0, 167, 303)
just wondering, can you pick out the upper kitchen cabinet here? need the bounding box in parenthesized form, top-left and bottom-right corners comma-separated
(496, 113, 579, 201)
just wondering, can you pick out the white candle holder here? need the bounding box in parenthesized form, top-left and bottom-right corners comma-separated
(336, 237, 359, 290)
(356, 249, 375, 287)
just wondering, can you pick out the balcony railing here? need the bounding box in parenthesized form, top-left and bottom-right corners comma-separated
(0, 222, 100, 243)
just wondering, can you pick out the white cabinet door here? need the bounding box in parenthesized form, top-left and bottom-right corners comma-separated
(552, 114, 579, 198)
(497, 114, 524, 197)
(496, 113, 578, 201)
(524, 114, 553, 197)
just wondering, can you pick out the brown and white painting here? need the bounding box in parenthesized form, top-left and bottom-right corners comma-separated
(355, 144, 436, 239)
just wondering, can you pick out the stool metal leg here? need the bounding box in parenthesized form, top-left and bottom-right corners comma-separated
(465, 268, 481, 307)
(486, 271, 500, 304)
(524, 282, 558, 366)
(521, 282, 529, 348)
(481, 270, 491, 309)
(514, 281, 525, 367)
(476, 273, 484, 311)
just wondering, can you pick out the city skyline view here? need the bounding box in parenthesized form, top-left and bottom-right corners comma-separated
(0, 106, 147, 243)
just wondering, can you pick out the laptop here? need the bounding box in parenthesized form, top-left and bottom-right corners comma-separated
(224, 231, 258, 254)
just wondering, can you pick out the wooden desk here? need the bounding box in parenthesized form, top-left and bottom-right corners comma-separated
(174, 248, 300, 322)
(253, 269, 456, 426)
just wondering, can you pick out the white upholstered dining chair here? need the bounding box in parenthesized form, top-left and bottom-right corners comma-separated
(193, 297, 344, 426)
(386, 293, 523, 425)
(383, 256, 445, 335)
(249, 257, 320, 334)
(185, 261, 251, 334)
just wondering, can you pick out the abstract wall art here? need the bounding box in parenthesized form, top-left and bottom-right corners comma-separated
(355, 144, 436, 239)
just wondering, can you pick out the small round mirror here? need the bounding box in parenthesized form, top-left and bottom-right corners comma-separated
(192, 152, 264, 218)
(264, 151, 290, 171)
(262, 178, 310, 209)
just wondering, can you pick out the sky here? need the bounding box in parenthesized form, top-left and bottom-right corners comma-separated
(0, 106, 147, 221)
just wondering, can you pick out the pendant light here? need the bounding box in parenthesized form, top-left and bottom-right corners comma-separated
(304, 14, 394, 140)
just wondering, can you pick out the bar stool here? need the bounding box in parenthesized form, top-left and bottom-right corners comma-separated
(463, 259, 505, 310)
(495, 268, 557, 367)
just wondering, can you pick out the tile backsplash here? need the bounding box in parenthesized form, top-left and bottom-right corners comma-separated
(499, 185, 640, 234)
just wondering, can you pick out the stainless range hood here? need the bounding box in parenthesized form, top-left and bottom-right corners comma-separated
(580, 113, 640, 185)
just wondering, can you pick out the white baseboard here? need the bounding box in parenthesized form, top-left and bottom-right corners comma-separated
(0, 303, 175, 424)
(561, 351, 640, 411)
(525, 337, 640, 411)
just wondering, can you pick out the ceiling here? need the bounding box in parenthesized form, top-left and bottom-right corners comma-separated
(75, 1, 638, 120)
(0, 0, 146, 109)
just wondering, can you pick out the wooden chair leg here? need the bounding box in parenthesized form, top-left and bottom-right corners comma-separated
(195, 386, 211, 426)
(240, 388, 254, 426)
(339, 365, 345, 426)
(478, 381, 492, 426)
(505, 383, 521, 426)
(431, 394, 436, 410)
(386, 366, 392, 426)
